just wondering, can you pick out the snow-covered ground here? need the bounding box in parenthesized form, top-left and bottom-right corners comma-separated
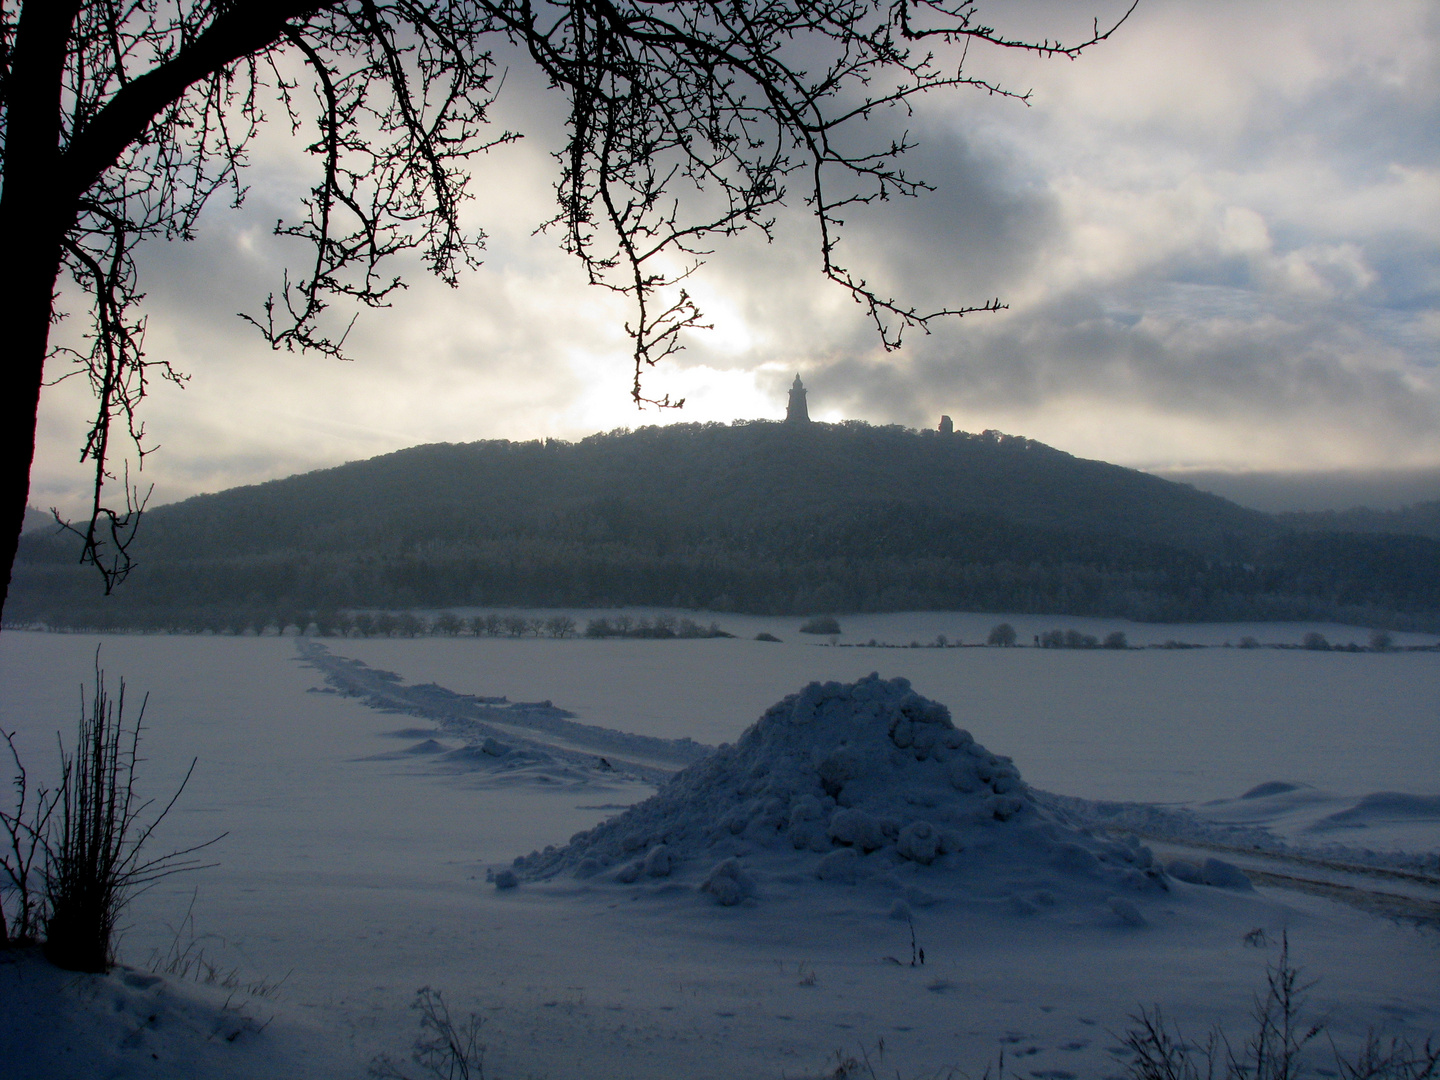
(1, 615, 1437, 1079)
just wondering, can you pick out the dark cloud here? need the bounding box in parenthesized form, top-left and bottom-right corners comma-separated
(802, 280, 1439, 446)
(837, 122, 1061, 309)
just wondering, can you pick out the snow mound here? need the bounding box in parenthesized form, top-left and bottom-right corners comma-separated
(1241, 781, 1306, 799)
(513, 675, 1168, 912)
(1309, 792, 1440, 831)
(0, 952, 335, 1079)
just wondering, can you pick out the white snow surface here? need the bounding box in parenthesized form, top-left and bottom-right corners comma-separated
(1, 622, 1437, 1080)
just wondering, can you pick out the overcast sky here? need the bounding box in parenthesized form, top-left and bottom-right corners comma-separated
(30, 0, 1440, 515)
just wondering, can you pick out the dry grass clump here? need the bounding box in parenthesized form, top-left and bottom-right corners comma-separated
(2, 657, 220, 972)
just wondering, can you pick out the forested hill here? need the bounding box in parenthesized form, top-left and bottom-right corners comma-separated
(110, 422, 1271, 556)
(12, 421, 1440, 629)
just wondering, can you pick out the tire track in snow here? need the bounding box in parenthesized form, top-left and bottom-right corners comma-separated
(1035, 792, 1440, 926)
(297, 640, 711, 786)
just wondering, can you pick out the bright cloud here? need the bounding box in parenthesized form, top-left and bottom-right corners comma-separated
(28, 0, 1440, 515)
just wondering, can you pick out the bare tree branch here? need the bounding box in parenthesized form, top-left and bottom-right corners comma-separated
(1, 0, 1132, 601)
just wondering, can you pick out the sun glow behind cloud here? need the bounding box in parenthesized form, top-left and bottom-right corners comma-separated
(26, 0, 1440, 517)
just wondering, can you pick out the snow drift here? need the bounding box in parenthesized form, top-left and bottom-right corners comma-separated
(512, 674, 1172, 913)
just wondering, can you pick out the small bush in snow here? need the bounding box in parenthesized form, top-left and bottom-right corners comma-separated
(1121, 935, 1438, 1080)
(371, 987, 487, 1080)
(1, 732, 52, 946)
(1, 664, 219, 972)
(799, 615, 841, 636)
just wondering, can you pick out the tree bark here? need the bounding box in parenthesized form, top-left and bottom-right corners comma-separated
(0, 215, 65, 622)
(0, 0, 85, 622)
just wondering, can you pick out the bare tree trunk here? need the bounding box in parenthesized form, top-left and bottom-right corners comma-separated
(0, 226, 64, 622)
(0, 1, 83, 622)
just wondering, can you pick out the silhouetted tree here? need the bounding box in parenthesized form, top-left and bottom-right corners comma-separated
(1, 1, 1133, 618)
(544, 614, 576, 638)
(987, 622, 1017, 647)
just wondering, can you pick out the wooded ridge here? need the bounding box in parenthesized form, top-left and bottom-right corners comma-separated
(11, 421, 1440, 630)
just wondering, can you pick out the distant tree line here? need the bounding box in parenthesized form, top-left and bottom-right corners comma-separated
(1035, 628, 1128, 649)
(2, 605, 754, 641)
(584, 614, 731, 639)
(13, 542, 1438, 633)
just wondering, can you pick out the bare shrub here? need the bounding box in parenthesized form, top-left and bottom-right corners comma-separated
(1, 730, 58, 945)
(1121, 935, 1437, 1080)
(371, 987, 486, 1080)
(147, 890, 289, 999)
(38, 661, 222, 972)
(1333, 1034, 1440, 1080)
(1122, 1006, 1215, 1080)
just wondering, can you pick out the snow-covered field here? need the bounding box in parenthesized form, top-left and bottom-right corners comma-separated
(2, 613, 1437, 1079)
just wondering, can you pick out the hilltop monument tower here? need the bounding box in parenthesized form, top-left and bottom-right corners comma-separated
(785, 374, 811, 424)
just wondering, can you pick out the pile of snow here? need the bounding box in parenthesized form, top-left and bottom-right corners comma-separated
(512, 675, 1176, 915)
